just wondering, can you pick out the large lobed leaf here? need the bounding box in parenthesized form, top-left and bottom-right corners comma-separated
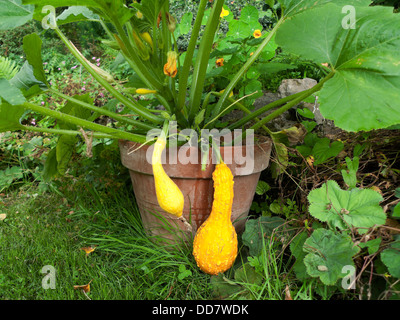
(303, 228, 360, 286)
(307, 180, 386, 234)
(276, 4, 400, 131)
(278, 0, 371, 18)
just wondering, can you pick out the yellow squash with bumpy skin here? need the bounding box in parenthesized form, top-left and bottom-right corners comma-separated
(192, 162, 238, 275)
(152, 134, 184, 217)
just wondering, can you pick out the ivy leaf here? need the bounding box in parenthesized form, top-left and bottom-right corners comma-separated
(255, 180, 270, 196)
(359, 238, 382, 255)
(308, 180, 386, 234)
(381, 236, 400, 278)
(276, 4, 400, 131)
(303, 228, 360, 286)
(312, 138, 344, 165)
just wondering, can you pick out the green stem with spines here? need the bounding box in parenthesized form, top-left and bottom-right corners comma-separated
(249, 72, 335, 132)
(176, 0, 208, 117)
(187, 0, 225, 124)
(21, 102, 147, 143)
(54, 27, 163, 125)
(49, 88, 156, 131)
(213, 17, 285, 118)
(21, 125, 114, 139)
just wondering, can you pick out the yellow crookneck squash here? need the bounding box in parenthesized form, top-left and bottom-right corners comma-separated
(152, 132, 184, 217)
(192, 162, 238, 275)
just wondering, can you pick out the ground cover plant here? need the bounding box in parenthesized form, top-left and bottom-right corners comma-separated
(1, 0, 400, 300)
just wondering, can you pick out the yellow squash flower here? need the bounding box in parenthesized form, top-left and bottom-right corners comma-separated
(253, 29, 262, 38)
(220, 8, 229, 18)
(164, 51, 178, 78)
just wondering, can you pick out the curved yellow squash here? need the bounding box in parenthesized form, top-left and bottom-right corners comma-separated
(192, 162, 238, 275)
(152, 134, 184, 217)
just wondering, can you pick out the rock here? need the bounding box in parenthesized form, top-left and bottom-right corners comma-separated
(221, 78, 336, 132)
(278, 78, 324, 125)
(278, 78, 317, 98)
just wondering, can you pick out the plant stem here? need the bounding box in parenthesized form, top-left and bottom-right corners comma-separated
(49, 88, 156, 131)
(21, 125, 114, 139)
(250, 72, 335, 132)
(21, 102, 147, 143)
(176, 0, 208, 116)
(227, 90, 307, 130)
(213, 17, 285, 117)
(188, 0, 225, 124)
(112, 18, 162, 91)
(54, 27, 163, 125)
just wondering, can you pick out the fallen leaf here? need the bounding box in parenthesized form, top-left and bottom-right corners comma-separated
(306, 156, 314, 168)
(284, 285, 293, 300)
(0, 213, 6, 221)
(74, 280, 92, 293)
(81, 246, 96, 256)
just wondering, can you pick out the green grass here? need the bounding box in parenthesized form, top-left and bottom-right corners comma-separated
(0, 176, 305, 300)
(0, 180, 214, 300)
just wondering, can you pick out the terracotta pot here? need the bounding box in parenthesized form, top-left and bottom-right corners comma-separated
(119, 136, 272, 243)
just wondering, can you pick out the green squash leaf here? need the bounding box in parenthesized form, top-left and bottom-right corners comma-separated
(308, 180, 386, 234)
(303, 228, 360, 286)
(0, 102, 25, 132)
(276, 4, 400, 131)
(0, 0, 34, 30)
(56, 6, 99, 25)
(278, 0, 371, 18)
(0, 78, 26, 106)
(22, 33, 48, 86)
(22, 0, 103, 8)
(9, 61, 47, 99)
(312, 138, 344, 165)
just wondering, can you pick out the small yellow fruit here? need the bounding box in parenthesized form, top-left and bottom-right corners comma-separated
(152, 133, 184, 217)
(192, 162, 237, 275)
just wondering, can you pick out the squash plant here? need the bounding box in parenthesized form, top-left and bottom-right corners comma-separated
(1, 0, 400, 153)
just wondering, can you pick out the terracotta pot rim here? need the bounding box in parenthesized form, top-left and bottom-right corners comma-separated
(119, 135, 272, 178)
